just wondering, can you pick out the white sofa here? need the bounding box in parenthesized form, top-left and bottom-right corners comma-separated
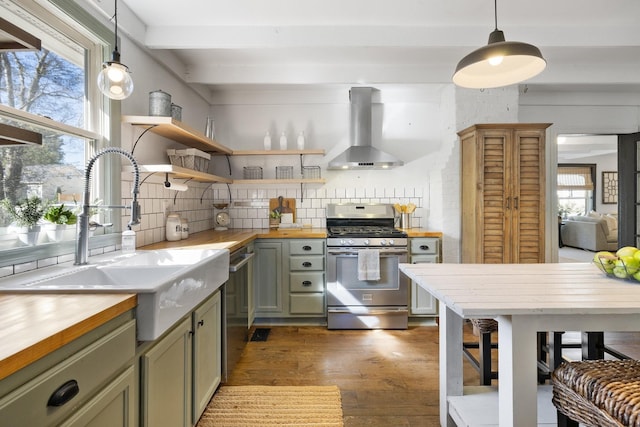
(561, 213, 618, 252)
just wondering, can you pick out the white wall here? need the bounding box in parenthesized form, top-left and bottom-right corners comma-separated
(90, 2, 640, 259)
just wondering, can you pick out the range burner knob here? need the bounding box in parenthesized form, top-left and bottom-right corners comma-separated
(389, 239, 395, 246)
(380, 239, 387, 246)
(364, 239, 370, 246)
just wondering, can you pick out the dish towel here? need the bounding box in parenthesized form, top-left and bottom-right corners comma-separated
(358, 249, 380, 281)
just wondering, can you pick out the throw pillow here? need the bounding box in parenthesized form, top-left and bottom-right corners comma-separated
(604, 214, 618, 235)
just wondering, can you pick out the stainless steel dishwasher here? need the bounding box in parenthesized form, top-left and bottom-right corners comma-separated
(222, 245, 254, 382)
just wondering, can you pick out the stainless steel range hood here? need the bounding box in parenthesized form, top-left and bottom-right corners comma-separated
(327, 87, 404, 170)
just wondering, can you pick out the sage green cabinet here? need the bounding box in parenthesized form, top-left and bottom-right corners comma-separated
(409, 237, 441, 316)
(288, 240, 325, 316)
(254, 240, 284, 316)
(254, 238, 326, 319)
(140, 290, 222, 427)
(141, 316, 192, 427)
(59, 366, 136, 427)
(193, 291, 222, 421)
(0, 313, 136, 427)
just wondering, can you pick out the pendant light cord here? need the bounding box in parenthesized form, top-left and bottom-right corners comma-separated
(113, 0, 119, 56)
(494, 0, 498, 30)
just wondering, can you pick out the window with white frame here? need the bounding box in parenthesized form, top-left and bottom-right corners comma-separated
(0, 0, 112, 249)
(557, 165, 595, 217)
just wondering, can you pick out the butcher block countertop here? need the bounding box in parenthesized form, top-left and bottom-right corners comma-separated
(0, 293, 136, 381)
(141, 228, 329, 251)
(141, 227, 441, 251)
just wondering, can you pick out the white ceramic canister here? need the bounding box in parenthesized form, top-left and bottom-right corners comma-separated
(180, 218, 189, 239)
(166, 213, 182, 241)
(149, 90, 171, 116)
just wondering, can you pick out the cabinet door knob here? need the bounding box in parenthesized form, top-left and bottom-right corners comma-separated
(302, 261, 312, 267)
(198, 319, 205, 327)
(47, 379, 79, 407)
(302, 280, 312, 286)
(302, 245, 312, 251)
(419, 245, 429, 250)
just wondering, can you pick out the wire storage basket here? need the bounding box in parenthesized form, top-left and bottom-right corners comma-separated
(276, 166, 294, 179)
(302, 166, 321, 179)
(166, 148, 211, 172)
(243, 166, 263, 179)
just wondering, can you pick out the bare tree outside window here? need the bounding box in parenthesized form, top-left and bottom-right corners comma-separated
(0, 48, 86, 226)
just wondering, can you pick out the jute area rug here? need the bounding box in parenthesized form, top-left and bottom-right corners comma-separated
(196, 385, 344, 427)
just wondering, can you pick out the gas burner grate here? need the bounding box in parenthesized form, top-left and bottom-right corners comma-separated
(327, 226, 407, 238)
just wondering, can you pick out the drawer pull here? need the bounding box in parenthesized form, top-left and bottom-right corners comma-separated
(419, 245, 430, 250)
(47, 379, 79, 407)
(302, 262, 312, 267)
(302, 280, 312, 286)
(302, 245, 312, 251)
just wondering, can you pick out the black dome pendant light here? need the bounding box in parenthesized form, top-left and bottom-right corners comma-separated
(97, 0, 134, 100)
(452, 0, 546, 89)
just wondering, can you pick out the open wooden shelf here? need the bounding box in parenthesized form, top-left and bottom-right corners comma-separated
(233, 178, 325, 184)
(125, 164, 232, 183)
(231, 149, 325, 156)
(122, 115, 232, 155)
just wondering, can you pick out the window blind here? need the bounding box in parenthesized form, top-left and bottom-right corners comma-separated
(557, 166, 594, 190)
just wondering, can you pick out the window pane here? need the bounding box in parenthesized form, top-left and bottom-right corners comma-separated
(0, 3, 92, 246)
(0, 50, 85, 127)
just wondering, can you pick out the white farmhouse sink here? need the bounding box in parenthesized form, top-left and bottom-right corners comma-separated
(0, 249, 230, 341)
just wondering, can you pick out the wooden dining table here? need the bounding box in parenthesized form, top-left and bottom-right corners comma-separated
(399, 262, 640, 427)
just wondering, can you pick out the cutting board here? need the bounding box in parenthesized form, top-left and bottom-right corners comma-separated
(269, 197, 296, 221)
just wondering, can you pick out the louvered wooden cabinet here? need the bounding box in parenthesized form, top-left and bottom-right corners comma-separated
(460, 123, 551, 263)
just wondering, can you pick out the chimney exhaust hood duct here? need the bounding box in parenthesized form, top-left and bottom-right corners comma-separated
(327, 87, 403, 170)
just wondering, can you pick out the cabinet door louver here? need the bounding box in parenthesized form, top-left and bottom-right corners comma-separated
(460, 123, 551, 265)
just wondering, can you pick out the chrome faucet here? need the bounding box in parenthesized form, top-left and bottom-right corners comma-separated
(75, 147, 141, 265)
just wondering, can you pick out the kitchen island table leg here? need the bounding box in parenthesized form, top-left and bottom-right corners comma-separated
(440, 301, 463, 427)
(497, 315, 540, 427)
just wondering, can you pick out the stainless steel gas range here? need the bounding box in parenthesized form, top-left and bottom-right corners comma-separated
(325, 203, 409, 329)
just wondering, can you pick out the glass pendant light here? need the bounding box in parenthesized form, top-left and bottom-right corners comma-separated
(97, 0, 133, 100)
(453, 0, 546, 89)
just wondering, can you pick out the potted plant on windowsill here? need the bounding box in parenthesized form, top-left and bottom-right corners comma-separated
(43, 203, 77, 241)
(1, 196, 45, 245)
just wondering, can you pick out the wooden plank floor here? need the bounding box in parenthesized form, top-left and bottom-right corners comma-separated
(226, 324, 640, 426)
(226, 324, 482, 427)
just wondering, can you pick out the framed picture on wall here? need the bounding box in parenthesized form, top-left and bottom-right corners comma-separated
(602, 171, 618, 204)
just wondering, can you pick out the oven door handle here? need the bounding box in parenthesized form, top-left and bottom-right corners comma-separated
(228, 252, 255, 272)
(327, 249, 408, 256)
(328, 308, 409, 315)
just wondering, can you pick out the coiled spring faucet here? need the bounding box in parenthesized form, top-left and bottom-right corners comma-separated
(75, 147, 141, 265)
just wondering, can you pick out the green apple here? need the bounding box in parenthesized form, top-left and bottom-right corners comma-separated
(613, 265, 629, 279)
(633, 271, 640, 282)
(615, 256, 640, 277)
(616, 246, 639, 258)
(594, 251, 616, 273)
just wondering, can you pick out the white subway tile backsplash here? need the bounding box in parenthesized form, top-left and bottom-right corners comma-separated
(2, 178, 425, 276)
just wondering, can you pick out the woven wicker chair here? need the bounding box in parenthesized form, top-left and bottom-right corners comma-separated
(552, 359, 640, 427)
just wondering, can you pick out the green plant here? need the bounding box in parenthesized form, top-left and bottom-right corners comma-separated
(269, 210, 281, 219)
(1, 196, 45, 227)
(43, 203, 77, 225)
